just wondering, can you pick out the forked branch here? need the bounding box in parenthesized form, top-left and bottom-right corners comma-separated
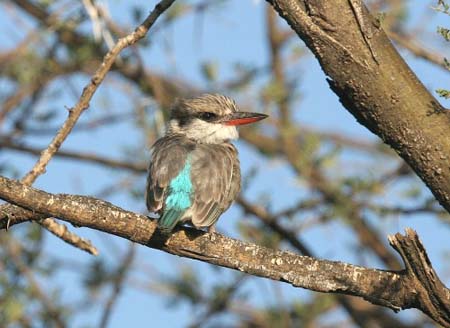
(0, 176, 448, 326)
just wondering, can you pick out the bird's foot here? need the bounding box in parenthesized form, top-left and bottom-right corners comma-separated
(207, 226, 217, 241)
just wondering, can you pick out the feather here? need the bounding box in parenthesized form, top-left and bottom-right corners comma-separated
(158, 209, 185, 233)
(146, 135, 195, 232)
(146, 133, 241, 232)
(190, 143, 240, 228)
(146, 135, 194, 213)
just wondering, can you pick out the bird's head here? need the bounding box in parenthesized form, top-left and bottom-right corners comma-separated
(167, 94, 267, 144)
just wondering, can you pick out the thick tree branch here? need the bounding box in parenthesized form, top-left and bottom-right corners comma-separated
(389, 231, 450, 326)
(266, 0, 450, 215)
(238, 197, 421, 328)
(0, 176, 448, 325)
(0, 203, 98, 255)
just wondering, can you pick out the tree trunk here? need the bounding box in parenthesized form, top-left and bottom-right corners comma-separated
(267, 0, 450, 212)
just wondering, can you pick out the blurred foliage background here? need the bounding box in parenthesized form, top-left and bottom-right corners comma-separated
(0, 0, 449, 327)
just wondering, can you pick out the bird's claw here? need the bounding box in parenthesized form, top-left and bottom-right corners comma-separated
(207, 226, 217, 241)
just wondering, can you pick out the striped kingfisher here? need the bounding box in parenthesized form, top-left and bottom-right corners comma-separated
(146, 94, 267, 234)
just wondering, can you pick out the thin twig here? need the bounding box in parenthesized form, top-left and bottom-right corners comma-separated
(99, 244, 136, 328)
(0, 139, 147, 173)
(40, 218, 99, 256)
(188, 275, 247, 328)
(388, 31, 448, 71)
(10, 0, 175, 255)
(19, 112, 134, 136)
(6, 237, 67, 328)
(21, 0, 175, 185)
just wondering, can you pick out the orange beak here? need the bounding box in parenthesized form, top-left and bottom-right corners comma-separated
(223, 112, 268, 126)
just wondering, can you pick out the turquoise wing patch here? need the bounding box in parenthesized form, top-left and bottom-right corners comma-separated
(158, 158, 193, 232)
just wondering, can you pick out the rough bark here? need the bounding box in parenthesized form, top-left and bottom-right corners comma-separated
(267, 0, 450, 213)
(0, 176, 449, 326)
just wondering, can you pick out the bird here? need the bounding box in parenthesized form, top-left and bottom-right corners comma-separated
(146, 94, 268, 234)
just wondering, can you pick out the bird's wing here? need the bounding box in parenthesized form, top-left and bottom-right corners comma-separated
(146, 135, 195, 232)
(190, 144, 240, 228)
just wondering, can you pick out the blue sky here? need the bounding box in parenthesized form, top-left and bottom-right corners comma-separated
(1, 0, 449, 326)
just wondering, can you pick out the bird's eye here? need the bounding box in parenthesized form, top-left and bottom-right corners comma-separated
(198, 112, 217, 121)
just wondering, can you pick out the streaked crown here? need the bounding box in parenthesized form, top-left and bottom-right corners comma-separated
(171, 94, 238, 119)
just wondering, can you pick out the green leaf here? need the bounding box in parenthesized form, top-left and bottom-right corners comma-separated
(436, 88, 450, 98)
(437, 26, 450, 41)
(200, 61, 218, 83)
(3, 298, 24, 323)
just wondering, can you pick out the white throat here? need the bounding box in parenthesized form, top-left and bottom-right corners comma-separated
(168, 118, 239, 144)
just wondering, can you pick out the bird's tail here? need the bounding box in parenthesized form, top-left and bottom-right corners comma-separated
(158, 209, 183, 234)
